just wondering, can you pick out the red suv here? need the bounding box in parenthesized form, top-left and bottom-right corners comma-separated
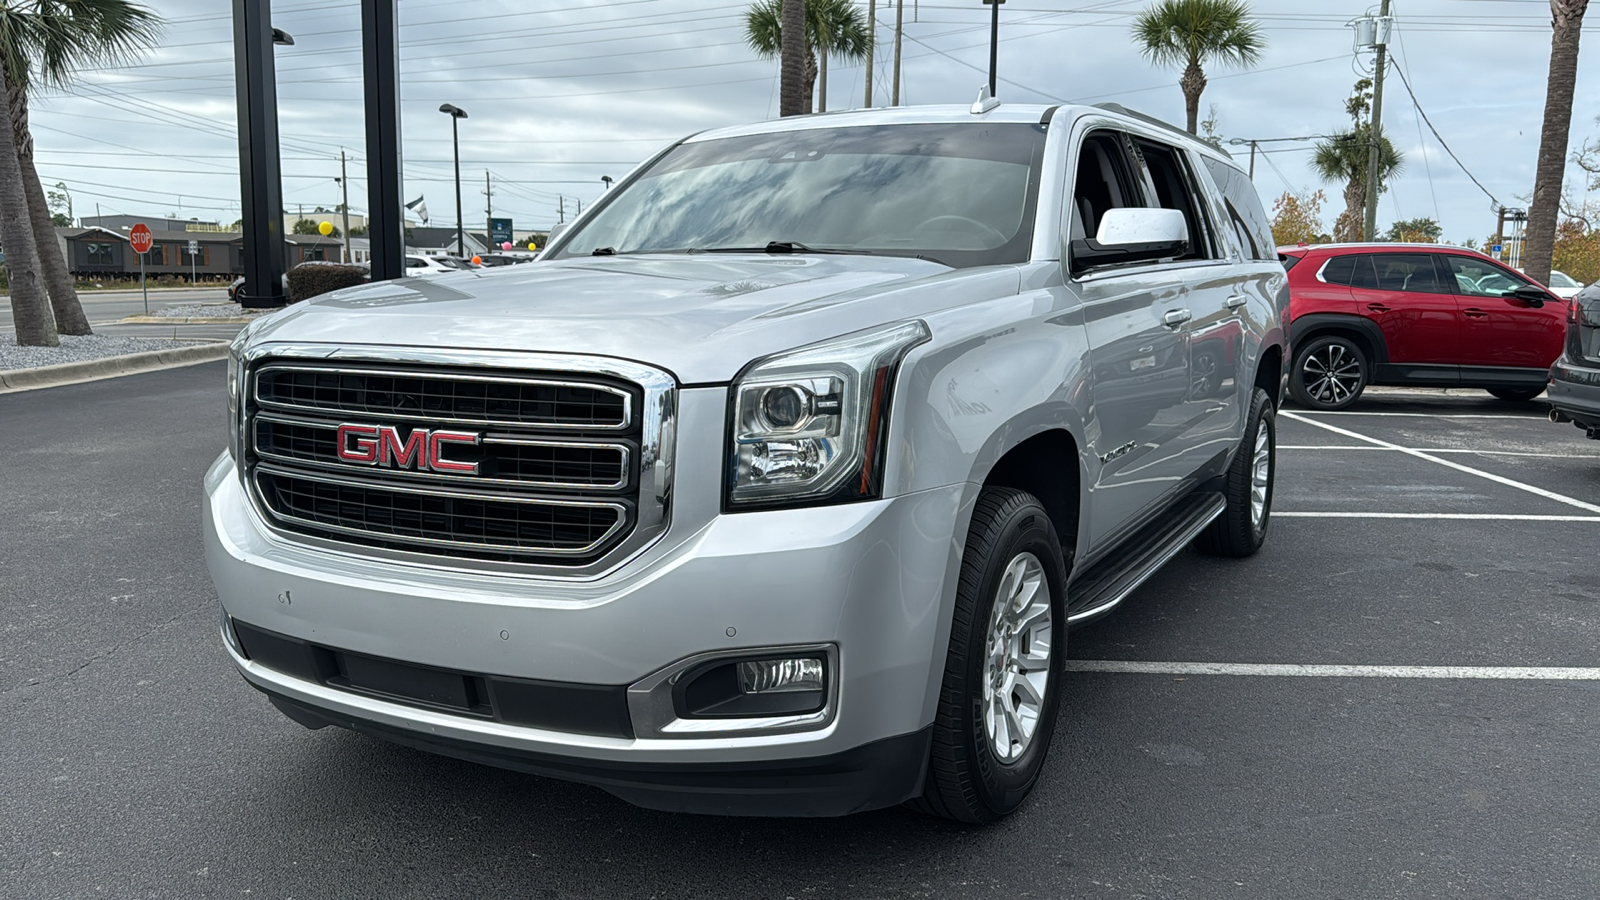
(1280, 243, 1567, 409)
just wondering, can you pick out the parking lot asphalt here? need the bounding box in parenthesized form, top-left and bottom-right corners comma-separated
(3, 371, 1598, 899)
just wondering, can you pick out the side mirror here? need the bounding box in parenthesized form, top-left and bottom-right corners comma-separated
(1507, 285, 1548, 307)
(1071, 207, 1189, 274)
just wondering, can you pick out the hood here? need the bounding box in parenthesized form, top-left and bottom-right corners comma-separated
(246, 254, 1021, 383)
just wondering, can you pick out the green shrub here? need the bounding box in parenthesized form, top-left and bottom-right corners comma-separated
(287, 263, 368, 302)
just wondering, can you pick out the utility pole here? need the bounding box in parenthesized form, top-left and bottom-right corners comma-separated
(484, 169, 492, 249)
(864, 0, 876, 107)
(1248, 140, 1258, 180)
(558, 196, 565, 224)
(338, 149, 351, 264)
(892, 0, 904, 105)
(1361, 0, 1392, 243)
(1495, 206, 1507, 261)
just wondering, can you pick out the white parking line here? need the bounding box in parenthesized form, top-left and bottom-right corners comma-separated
(1279, 445, 1600, 459)
(1280, 411, 1600, 515)
(1066, 660, 1600, 679)
(1290, 411, 1548, 420)
(1276, 512, 1600, 521)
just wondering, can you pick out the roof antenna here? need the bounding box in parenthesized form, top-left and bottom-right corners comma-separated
(971, 84, 1000, 115)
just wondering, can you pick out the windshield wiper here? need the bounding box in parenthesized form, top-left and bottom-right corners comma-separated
(590, 247, 617, 256)
(688, 241, 949, 267)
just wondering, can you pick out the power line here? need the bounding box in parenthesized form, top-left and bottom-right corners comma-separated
(1389, 59, 1500, 208)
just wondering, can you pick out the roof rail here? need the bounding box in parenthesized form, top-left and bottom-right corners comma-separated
(1093, 102, 1193, 142)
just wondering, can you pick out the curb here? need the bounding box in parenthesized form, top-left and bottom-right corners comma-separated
(0, 342, 229, 393)
(114, 315, 257, 325)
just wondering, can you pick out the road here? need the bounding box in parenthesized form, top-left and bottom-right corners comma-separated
(0, 287, 245, 343)
(3, 369, 1599, 899)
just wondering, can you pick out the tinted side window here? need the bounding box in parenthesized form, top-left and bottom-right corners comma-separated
(1132, 138, 1213, 261)
(1070, 131, 1143, 243)
(1370, 253, 1449, 294)
(1199, 156, 1275, 261)
(1320, 255, 1357, 285)
(1441, 255, 1531, 297)
(1280, 254, 1301, 272)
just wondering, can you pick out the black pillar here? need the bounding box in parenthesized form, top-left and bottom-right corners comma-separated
(362, 0, 404, 281)
(232, 0, 287, 309)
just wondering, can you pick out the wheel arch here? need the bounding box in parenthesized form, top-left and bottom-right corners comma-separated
(1289, 313, 1389, 367)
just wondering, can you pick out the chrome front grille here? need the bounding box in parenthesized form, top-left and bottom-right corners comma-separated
(241, 349, 675, 572)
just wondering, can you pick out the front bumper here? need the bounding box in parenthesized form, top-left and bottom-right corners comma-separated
(1548, 356, 1600, 434)
(204, 418, 969, 814)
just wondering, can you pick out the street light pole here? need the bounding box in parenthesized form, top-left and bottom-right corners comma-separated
(439, 103, 468, 257)
(337, 149, 351, 264)
(983, 0, 1004, 98)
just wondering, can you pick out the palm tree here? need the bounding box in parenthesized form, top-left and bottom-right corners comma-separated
(0, 58, 52, 346)
(746, 0, 872, 114)
(1523, 0, 1590, 286)
(1311, 78, 1403, 243)
(1313, 128, 1403, 243)
(0, 1, 161, 339)
(1131, 0, 1264, 135)
(778, 0, 805, 116)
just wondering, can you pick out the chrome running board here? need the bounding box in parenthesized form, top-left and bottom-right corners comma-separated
(1065, 492, 1226, 627)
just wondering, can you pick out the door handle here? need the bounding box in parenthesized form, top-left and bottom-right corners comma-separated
(1225, 295, 1249, 309)
(1366, 303, 1390, 312)
(1162, 308, 1192, 327)
(1463, 308, 1489, 318)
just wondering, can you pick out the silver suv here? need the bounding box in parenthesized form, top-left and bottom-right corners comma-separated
(206, 100, 1287, 822)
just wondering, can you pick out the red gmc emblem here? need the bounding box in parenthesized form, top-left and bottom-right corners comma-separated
(336, 423, 482, 474)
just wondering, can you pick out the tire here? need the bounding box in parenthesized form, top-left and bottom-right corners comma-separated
(1487, 387, 1545, 402)
(1289, 335, 1368, 410)
(909, 486, 1068, 824)
(1196, 387, 1276, 558)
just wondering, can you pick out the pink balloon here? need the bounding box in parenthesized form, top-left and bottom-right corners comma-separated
(501, 241, 512, 250)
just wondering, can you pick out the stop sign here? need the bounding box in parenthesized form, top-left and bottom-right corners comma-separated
(129, 223, 152, 255)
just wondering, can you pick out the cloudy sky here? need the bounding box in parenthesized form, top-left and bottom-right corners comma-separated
(37, 0, 1600, 243)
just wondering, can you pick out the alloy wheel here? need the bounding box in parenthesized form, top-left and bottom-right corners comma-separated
(1301, 343, 1362, 405)
(982, 551, 1053, 764)
(1250, 425, 1271, 528)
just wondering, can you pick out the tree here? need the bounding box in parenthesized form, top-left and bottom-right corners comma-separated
(0, 1, 161, 338)
(1384, 217, 1442, 243)
(0, 60, 51, 346)
(1312, 79, 1403, 242)
(1270, 189, 1327, 247)
(1523, 0, 1590, 286)
(292, 217, 338, 238)
(1552, 217, 1600, 285)
(1131, 0, 1264, 135)
(778, 0, 805, 117)
(746, 0, 871, 115)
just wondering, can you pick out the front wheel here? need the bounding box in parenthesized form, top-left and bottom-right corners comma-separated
(1289, 336, 1368, 410)
(1196, 387, 1276, 557)
(1487, 387, 1545, 402)
(909, 486, 1067, 824)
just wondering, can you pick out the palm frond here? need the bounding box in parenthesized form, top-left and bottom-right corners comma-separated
(1131, 0, 1264, 70)
(0, 0, 162, 93)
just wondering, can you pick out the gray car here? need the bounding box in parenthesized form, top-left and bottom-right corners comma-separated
(1549, 280, 1600, 438)
(206, 100, 1289, 821)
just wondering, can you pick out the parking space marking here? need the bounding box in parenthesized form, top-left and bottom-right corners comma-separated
(1276, 512, 1600, 521)
(1279, 445, 1600, 459)
(1290, 411, 1548, 420)
(1281, 411, 1600, 515)
(1066, 661, 1600, 679)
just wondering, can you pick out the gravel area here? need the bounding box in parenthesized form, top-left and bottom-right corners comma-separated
(0, 334, 212, 371)
(149, 302, 267, 318)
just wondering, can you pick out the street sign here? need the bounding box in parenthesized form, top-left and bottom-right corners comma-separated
(187, 239, 199, 254)
(490, 217, 513, 246)
(130, 223, 153, 255)
(1491, 244, 1503, 254)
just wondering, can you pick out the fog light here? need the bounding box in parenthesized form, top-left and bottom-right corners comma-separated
(737, 657, 824, 694)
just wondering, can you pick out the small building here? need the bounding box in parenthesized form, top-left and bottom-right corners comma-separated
(58, 227, 349, 282)
(406, 226, 487, 258)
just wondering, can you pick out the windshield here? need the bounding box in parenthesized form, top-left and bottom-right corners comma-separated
(435, 257, 473, 270)
(1550, 271, 1581, 289)
(553, 123, 1048, 268)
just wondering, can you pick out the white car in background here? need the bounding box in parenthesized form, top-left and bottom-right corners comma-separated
(1546, 270, 1585, 299)
(405, 255, 476, 276)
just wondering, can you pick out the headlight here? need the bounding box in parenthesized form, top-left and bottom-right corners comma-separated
(226, 335, 245, 462)
(726, 320, 929, 510)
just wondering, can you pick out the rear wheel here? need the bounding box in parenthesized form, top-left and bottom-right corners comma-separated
(909, 486, 1067, 824)
(1487, 387, 1545, 402)
(1196, 387, 1276, 558)
(1290, 335, 1367, 410)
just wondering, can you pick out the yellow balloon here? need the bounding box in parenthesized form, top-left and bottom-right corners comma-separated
(318, 221, 333, 236)
(527, 242, 538, 251)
